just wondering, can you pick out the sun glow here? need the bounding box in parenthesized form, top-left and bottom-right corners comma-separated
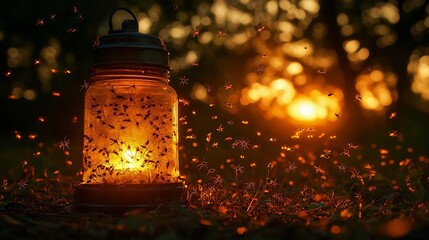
(241, 78, 342, 122)
(288, 98, 318, 121)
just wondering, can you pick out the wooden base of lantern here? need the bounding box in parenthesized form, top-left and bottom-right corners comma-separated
(73, 182, 184, 214)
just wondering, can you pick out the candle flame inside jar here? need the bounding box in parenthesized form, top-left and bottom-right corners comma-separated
(123, 148, 137, 170)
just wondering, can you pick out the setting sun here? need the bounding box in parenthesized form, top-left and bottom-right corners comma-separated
(288, 98, 318, 121)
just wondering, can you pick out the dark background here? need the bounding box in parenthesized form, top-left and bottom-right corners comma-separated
(1, 0, 429, 181)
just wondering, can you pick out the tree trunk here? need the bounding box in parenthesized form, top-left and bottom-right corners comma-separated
(318, 0, 366, 141)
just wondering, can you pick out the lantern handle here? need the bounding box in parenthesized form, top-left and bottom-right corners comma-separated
(108, 7, 139, 33)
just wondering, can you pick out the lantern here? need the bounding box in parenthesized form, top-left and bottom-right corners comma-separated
(74, 8, 183, 213)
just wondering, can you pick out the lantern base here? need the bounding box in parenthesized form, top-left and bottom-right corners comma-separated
(73, 182, 184, 214)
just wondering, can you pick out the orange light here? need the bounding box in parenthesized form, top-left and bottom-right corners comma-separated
(236, 227, 247, 235)
(288, 98, 318, 121)
(330, 225, 341, 234)
(14, 131, 22, 140)
(28, 133, 38, 140)
(379, 218, 412, 238)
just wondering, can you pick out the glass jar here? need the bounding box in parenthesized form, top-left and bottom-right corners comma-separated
(74, 8, 183, 213)
(82, 66, 179, 184)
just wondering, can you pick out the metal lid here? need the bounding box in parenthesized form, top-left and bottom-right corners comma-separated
(93, 8, 170, 69)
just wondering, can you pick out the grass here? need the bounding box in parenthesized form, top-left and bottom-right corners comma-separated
(1, 165, 429, 240)
(1, 109, 429, 239)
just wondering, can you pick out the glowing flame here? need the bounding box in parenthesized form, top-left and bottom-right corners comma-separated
(123, 149, 137, 169)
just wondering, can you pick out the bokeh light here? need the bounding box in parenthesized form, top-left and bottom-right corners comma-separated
(410, 54, 429, 101)
(241, 76, 342, 122)
(355, 69, 397, 111)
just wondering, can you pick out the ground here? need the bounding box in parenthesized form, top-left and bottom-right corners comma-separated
(1, 175, 429, 240)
